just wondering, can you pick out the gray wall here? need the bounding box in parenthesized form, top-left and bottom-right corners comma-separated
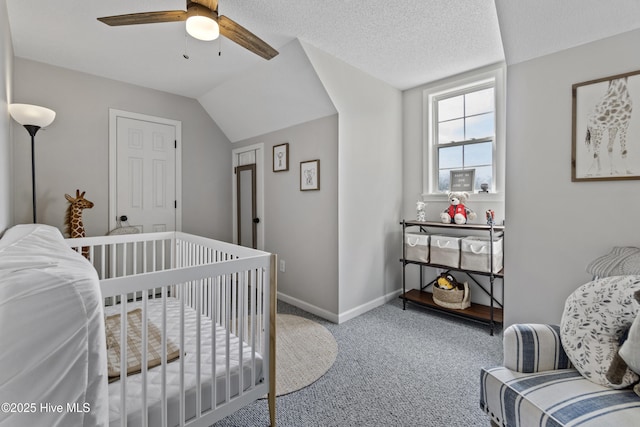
(235, 115, 339, 316)
(12, 58, 232, 240)
(302, 42, 403, 321)
(0, 0, 12, 232)
(504, 28, 640, 326)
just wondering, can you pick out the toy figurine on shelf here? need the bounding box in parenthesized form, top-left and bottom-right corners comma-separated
(486, 209, 495, 226)
(416, 201, 426, 222)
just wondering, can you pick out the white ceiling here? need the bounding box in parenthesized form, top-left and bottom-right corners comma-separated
(6, 0, 640, 99)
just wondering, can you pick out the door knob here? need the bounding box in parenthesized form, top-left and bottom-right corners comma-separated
(253, 218, 260, 224)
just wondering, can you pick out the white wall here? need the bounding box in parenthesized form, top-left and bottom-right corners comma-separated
(302, 42, 403, 321)
(12, 58, 232, 240)
(234, 115, 339, 318)
(505, 28, 640, 326)
(0, 0, 13, 232)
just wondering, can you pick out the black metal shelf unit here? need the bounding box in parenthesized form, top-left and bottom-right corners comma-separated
(400, 220, 505, 335)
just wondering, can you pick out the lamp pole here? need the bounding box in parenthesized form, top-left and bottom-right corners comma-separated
(24, 125, 41, 224)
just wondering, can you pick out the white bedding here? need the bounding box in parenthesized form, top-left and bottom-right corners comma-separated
(105, 299, 264, 426)
(0, 224, 108, 427)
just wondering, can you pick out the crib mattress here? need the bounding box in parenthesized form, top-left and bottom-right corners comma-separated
(105, 298, 264, 426)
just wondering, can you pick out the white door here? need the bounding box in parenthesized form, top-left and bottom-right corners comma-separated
(109, 110, 182, 233)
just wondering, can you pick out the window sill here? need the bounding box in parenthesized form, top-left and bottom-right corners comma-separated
(422, 192, 505, 203)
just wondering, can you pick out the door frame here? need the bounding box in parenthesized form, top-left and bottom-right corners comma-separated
(108, 108, 183, 233)
(232, 143, 264, 250)
(235, 163, 257, 248)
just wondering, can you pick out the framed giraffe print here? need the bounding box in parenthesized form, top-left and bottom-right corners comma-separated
(572, 69, 640, 181)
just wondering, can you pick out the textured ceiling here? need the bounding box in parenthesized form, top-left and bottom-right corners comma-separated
(6, 0, 504, 98)
(5, 1, 640, 99)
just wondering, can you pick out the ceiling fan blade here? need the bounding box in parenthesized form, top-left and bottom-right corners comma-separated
(98, 11, 187, 26)
(218, 15, 278, 60)
(188, 0, 218, 12)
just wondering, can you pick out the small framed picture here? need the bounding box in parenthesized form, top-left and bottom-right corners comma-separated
(273, 143, 289, 172)
(300, 159, 320, 191)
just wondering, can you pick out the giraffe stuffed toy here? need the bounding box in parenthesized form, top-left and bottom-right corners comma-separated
(585, 77, 634, 176)
(65, 189, 94, 258)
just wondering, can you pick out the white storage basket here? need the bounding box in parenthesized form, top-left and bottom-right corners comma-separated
(430, 235, 461, 268)
(460, 236, 503, 273)
(404, 233, 429, 263)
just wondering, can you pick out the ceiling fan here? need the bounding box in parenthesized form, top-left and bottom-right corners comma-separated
(97, 0, 278, 60)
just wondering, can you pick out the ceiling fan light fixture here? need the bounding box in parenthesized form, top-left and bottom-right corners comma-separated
(186, 4, 219, 41)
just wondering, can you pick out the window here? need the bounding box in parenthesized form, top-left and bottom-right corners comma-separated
(424, 65, 505, 197)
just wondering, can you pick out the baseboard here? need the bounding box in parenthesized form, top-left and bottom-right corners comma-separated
(277, 288, 403, 324)
(276, 292, 340, 323)
(337, 288, 403, 324)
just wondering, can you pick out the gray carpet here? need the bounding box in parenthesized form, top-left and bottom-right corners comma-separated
(214, 297, 503, 427)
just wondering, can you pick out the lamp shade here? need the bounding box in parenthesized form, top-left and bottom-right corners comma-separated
(186, 4, 219, 41)
(9, 104, 56, 128)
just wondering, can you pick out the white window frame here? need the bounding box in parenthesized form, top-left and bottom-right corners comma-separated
(422, 63, 506, 202)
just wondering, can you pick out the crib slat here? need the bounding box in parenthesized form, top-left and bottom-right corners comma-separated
(250, 268, 257, 388)
(195, 277, 202, 419)
(143, 240, 148, 274)
(238, 271, 245, 397)
(179, 282, 185, 426)
(141, 291, 148, 426)
(225, 275, 231, 403)
(211, 273, 218, 411)
(120, 297, 128, 427)
(161, 287, 168, 427)
(100, 244, 105, 280)
(111, 244, 116, 279)
(152, 240, 157, 273)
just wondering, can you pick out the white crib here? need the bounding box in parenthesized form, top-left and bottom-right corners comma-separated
(66, 231, 277, 427)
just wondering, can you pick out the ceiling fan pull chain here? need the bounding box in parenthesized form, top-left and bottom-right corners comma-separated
(183, 33, 190, 59)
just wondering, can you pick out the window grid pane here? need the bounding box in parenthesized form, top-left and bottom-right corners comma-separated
(434, 83, 495, 192)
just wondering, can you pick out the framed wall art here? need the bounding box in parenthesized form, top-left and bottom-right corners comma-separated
(273, 143, 289, 172)
(300, 159, 320, 191)
(572, 69, 640, 181)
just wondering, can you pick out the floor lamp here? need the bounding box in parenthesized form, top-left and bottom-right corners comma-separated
(8, 103, 56, 224)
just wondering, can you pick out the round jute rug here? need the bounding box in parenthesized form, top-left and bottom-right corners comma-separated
(270, 314, 338, 397)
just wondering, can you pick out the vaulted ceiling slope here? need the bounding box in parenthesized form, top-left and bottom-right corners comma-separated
(199, 39, 337, 143)
(495, 0, 640, 66)
(6, 1, 640, 141)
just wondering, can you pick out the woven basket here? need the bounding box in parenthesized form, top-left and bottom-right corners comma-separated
(433, 282, 470, 310)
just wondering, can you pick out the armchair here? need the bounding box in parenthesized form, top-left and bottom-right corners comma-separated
(480, 324, 640, 427)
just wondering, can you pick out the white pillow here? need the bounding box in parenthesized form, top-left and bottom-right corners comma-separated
(620, 291, 640, 375)
(561, 275, 640, 388)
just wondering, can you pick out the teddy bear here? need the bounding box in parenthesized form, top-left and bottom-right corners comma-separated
(606, 289, 640, 397)
(440, 191, 476, 224)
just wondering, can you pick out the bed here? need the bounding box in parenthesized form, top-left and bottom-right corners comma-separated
(0, 224, 276, 427)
